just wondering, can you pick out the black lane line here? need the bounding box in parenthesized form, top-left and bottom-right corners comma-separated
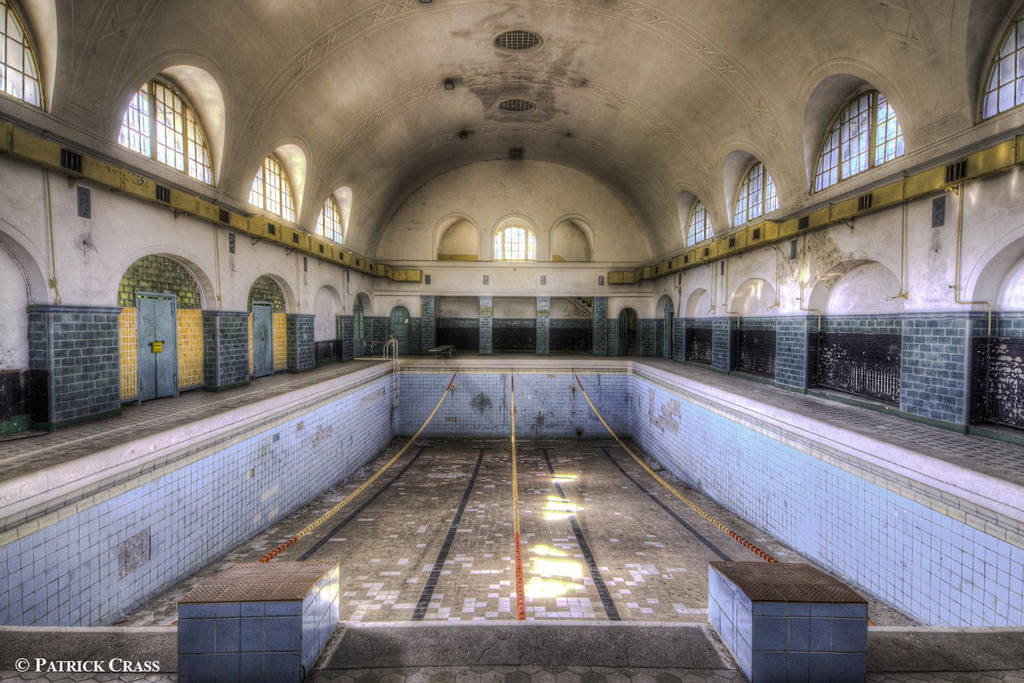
(299, 445, 429, 560)
(599, 446, 732, 562)
(411, 447, 486, 620)
(539, 447, 620, 621)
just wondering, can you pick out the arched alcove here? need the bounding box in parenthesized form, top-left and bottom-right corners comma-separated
(657, 295, 674, 358)
(617, 308, 638, 356)
(353, 292, 372, 357)
(438, 219, 479, 260)
(809, 260, 904, 314)
(550, 218, 591, 262)
(313, 286, 341, 341)
(685, 288, 712, 318)
(0, 241, 31, 369)
(730, 278, 778, 316)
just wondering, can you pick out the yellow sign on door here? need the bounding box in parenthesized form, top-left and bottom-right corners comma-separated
(151, 341, 164, 353)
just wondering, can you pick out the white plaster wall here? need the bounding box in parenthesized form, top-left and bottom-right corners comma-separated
(998, 257, 1024, 309)
(0, 243, 29, 369)
(493, 297, 536, 319)
(437, 297, 478, 318)
(313, 287, 338, 341)
(551, 298, 591, 319)
(378, 160, 652, 263)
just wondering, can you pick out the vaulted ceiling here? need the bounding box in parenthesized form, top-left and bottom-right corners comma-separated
(14, 0, 1019, 257)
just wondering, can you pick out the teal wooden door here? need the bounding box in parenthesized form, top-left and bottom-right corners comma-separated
(390, 306, 411, 355)
(252, 302, 273, 377)
(137, 293, 177, 401)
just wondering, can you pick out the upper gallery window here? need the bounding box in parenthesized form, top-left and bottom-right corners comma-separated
(733, 161, 778, 226)
(494, 226, 536, 261)
(814, 91, 904, 191)
(118, 81, 213, 184)
(0, 0, 42, 107)
(686, 200, 712, 246)
(983, 9, 1024, 119)
(316, 196, 343, 243)
(249, 155, 295, 222)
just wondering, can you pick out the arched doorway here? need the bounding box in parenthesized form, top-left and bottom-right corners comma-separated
(659, 296, 673, 358)
(389, 306, 411, 355)
(353, 294, 368, 357)
(618, 308, 638, 356)
(117, 255, 204, 401)
(247, 276, 286, 378)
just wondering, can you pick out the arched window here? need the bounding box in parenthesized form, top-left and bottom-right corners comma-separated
(249, 155, 295, 222)
(733, 161, 778, 226)
(0, 0, 42, 107)
(814, 91, 904, 191)
(118, 81, 212, 183)
(686, 200, 712, 246)
(316, 196, 343, 243)
(493, 226, 536, 261)
(983, 9, 1024, 119)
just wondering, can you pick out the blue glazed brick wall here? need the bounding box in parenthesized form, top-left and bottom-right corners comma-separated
(479, 297, 493, 355)
(640, 320, 658, 357)
(607, 319, 621, 356)
(202, 311, 249, 390)
(629, 373, 1024, 627)
(775, 316, 815, 390)
(712, 317, 737, 371)
(536, 297, 550, 355)
(337, 315, 353, 361)
(0, 376, 394, 626)
(592, 297, 608, 356)
(286, 314, 315, 372)
(28, 306, 121, 426)
(550, 319, 591, 352)
(436, 318, 479, 352)
(672, 319, 686, 362)
(900, 314, 970, 425)
(396, 372, 629, 438)
(420, 296, 436, 351)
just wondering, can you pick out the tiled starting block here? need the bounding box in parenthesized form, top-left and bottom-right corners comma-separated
(708, 561, 868, 682)
(178, 561, 339, 683)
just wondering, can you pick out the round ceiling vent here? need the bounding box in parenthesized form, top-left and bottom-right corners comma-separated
(494, 30, 542, 50)
(498, 98, 536, 112)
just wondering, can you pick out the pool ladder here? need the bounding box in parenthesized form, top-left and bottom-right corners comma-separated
(383, 337, 399, 409)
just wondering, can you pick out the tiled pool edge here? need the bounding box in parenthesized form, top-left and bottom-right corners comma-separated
(630, 368, 1024, 626)
(0, 365, 394, 626)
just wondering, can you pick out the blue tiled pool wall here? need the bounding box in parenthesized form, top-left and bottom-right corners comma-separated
(395, 372, 630, 438)
(629, 373, 1024, 627)
(0, 377, 393, 626)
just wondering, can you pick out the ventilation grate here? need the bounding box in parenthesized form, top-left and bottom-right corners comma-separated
(798, 216, 810, 230)
(945, 159, 968, 184)
(494, 30, 542, 50)
(267, 223, 277, 236)
(683, 254, 689, 264)
(728, 236, 736, 248)
(752, 227, 761, 241)
(509, 147, 524, 160)
(499, 98, 536, 112)
(155, 185, 170, 203)
(857, 193, 873, 211)
(219, 208, 230, 224)
(292, 233, 300, 244)
(60, 148, 82, 173)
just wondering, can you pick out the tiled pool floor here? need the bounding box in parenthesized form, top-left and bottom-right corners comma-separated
(118, 438, 914, 627)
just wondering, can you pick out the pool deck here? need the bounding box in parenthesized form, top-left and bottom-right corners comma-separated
(2, 353, 1023, 538)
